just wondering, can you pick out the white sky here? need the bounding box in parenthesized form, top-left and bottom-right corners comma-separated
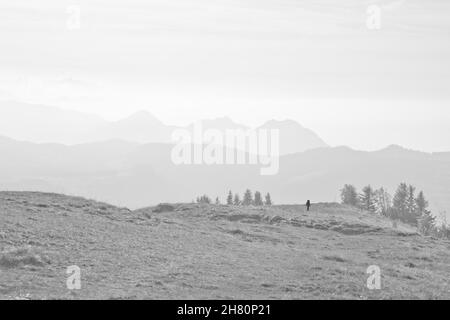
(0, 0, 449, 151)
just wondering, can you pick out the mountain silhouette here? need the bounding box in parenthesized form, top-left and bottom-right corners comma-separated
(0, 135, 448, 218)
(0, 101, 329, 154)
(257, 119, 328, 155)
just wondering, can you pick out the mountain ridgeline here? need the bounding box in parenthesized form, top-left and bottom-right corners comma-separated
(0, 101, 327, 154)
(0, 101, 448, 219)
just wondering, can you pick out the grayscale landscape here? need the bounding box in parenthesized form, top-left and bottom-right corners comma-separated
(1, 192, 449, 300)
(1, 0, 450, 300)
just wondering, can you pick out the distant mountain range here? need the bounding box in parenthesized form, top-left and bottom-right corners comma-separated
(0, 135, 448, 218)
(0, 100, 328, 155)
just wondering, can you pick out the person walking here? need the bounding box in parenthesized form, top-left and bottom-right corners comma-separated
(306, 200, 311, 211)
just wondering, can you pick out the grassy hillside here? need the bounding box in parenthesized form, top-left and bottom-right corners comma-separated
(0, 192, 449, 300)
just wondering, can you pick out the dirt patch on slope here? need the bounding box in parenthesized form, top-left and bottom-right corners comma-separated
(0, 246, 49, 269)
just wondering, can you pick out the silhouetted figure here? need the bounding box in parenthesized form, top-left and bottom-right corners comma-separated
(306, 200, 311, 211)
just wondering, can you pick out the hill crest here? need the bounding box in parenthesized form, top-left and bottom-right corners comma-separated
(1, 191, 448, 300)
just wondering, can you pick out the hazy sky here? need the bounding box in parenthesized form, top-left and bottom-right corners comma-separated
(0, 0, 449, 151)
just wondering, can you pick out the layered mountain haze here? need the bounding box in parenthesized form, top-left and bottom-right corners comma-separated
(187, 117, 249, 132)
(0, 101, 327, 154)
(258, 119, 328, 155)
(0, 101, 448, 218)
(2, 0, 450, 302)
(0, 134, 448, 219)
(0, 101, 104, 144)
(88, 110, 176, 144)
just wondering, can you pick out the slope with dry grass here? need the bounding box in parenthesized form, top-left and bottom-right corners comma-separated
(0, 192, 449, 300)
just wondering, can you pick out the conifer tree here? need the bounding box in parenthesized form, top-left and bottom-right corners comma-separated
(405, 185, 418, 224)
(393, 183, 409, 220)
(265, 193, 272, 206)
(242, 189, 253, 206)
(416, 191, 435, 235)
(374, 187, 392, 216)
(415, 191, 428, 215)
(226, 191, 233, 205)
(233, 194, 241, 205)
(340, 184, 359, 207)
(254, 191, 263, 206)
(360, 185, 376, 212)
(197, 195, 211, 204)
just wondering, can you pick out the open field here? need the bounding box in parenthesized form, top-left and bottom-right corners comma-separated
(0, 192, 449, 300)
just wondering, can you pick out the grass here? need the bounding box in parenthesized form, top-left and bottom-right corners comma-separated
(0, 191, 449, 300)
(0, 246, 48, 268)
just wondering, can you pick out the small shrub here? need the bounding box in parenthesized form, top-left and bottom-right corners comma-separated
(153, 203, 175, 213)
